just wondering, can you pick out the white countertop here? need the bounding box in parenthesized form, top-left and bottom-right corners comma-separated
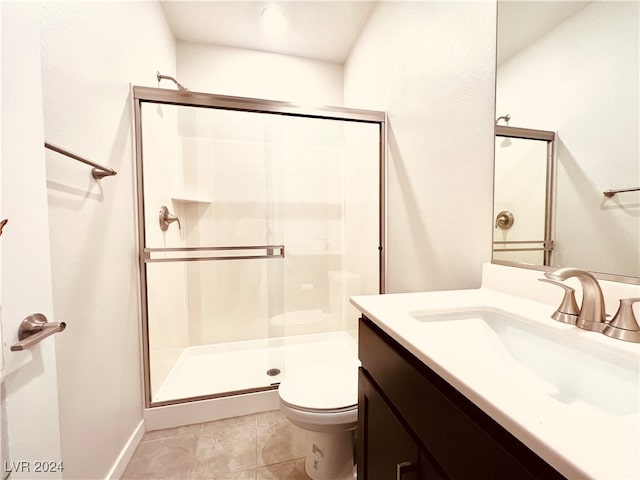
(351, 286, 640, 479)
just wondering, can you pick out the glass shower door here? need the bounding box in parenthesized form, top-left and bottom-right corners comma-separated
(139, 102, 285, 404)
(271, 115, 380, 384)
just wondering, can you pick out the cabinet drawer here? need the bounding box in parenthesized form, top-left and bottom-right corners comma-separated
(359, 316, 564, 480)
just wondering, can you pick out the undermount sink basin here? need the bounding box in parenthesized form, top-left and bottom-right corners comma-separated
(410, 308, 639, 417)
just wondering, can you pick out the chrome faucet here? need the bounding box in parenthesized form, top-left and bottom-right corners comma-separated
(544, 268, 606, 332)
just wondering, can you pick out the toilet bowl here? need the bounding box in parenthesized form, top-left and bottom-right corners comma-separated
(278, 363, 358, 480)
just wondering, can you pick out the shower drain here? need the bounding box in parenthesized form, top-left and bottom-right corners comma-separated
(266, 368, 281, 377)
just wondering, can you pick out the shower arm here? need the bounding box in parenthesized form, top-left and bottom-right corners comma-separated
(156, 71, 189, 92)
(496, 114, 511, 125)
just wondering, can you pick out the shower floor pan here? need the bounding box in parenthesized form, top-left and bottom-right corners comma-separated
(153, 331, 359, 403)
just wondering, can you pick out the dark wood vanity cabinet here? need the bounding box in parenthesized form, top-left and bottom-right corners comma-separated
(357, 316, 565, 480)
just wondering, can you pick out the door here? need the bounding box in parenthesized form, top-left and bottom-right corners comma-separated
(1, 2, 63, 478)
(358, 370, 420, 480)
(135, 98, 286, 405)
(357, 370, 445, 480)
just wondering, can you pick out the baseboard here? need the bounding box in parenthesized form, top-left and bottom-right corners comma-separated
(144, 389, 279, 431)
(105, 419, 145, 480)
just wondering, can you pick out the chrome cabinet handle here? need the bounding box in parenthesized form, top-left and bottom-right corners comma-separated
(396, 461, 417, 480)
(11, 314, 66, 351)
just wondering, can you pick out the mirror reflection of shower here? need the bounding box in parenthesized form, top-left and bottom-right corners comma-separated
(493, 125, 555, 267)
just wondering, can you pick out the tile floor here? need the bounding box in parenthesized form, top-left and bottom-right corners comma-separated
(123, 410, 312, 480)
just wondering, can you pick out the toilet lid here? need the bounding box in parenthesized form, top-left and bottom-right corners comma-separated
(278, 363, 358, 411)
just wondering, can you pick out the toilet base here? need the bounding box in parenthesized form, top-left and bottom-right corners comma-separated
(303, 429, 356, 480)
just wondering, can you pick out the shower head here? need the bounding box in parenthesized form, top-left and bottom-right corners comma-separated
(156, 71, 189, 92)
(500, 137, 512, 148)
(496, 114, 511, 125)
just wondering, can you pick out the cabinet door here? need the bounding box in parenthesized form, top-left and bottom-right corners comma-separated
(358, 369, 444, 480)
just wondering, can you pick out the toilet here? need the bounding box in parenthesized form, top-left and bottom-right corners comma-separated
(278, 363, 358, 480)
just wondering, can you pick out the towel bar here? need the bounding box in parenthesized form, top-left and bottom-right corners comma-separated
(45, 142, 117, 179)
(603, 187, 640, 197)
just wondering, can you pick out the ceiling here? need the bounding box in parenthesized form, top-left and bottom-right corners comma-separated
(497, 1, 589, 65)
(160, 1, 589, 67)
(159, 1, 378, 64)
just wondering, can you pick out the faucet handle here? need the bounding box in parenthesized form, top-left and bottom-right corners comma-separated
(159, 206, 181, 231)
(538, 278, 580, 324)
(602, 298, 640, 343)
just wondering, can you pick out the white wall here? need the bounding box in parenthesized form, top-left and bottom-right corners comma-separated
(39, 2, 176, 478)
(496, 1, 640, 277)
(177, 41, 344, 105)
(344, 1, 497, 292)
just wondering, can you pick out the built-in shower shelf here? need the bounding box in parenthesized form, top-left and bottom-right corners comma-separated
(170, 195, 211, 204)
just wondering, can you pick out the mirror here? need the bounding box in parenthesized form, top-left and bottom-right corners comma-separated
(493, 125, 555, 267)
(494, 1, 640, 281)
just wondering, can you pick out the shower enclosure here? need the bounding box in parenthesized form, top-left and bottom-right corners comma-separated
(493, 125, 555, 266)
(133, 87, 386, 407)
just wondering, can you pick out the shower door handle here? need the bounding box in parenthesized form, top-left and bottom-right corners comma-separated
(143, 245, 285, 263)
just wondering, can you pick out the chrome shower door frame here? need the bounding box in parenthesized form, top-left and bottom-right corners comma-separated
(493, 125, 556, 266)
(132, 86, 387, 408)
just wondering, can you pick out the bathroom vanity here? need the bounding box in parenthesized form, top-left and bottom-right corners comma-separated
(352, 265, 640, 479)
(358, 315, 562, 479)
